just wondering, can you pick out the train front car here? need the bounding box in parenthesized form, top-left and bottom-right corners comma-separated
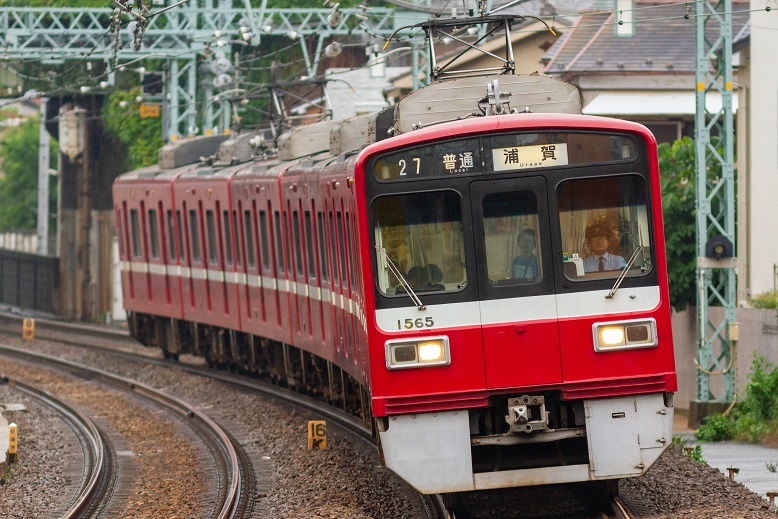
(356, 86, 677, 494)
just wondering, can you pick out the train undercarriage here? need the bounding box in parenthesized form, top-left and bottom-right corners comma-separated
(127, 311, 370, 424)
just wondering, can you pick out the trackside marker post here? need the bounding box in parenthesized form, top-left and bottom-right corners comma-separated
(22, 319, 34, 341)
(7, 423, 17, 463)
(308, 420, 327, 450)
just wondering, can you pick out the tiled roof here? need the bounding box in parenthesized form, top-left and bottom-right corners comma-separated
(543, 3, 750, 75)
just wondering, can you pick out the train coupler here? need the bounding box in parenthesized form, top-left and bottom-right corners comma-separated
(505, 395, 549, 433)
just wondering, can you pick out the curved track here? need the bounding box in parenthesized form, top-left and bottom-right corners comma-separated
(0, 340, 251, 519)
(0, 312, 448, 518)
(3, 377, 114, 518)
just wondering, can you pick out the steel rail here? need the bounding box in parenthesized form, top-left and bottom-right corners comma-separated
(0, 312, 446, 518)
(0, 343, 244, 519)
(612, 495, 637, 519)
(4, 377, 110, 518)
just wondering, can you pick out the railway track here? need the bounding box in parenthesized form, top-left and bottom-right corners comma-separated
(0, 312, 447, 518)
(0, 313, 643, 519)
(1, 312, 639, 519)
(3, 377, 114, 518)
(0, 341, 251, 518)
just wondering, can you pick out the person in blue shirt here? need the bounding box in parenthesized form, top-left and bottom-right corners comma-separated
(512, 228, 539, 281)
(582, 223, 626, 272)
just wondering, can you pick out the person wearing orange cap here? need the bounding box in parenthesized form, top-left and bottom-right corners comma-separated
(582, 223, 626, 273)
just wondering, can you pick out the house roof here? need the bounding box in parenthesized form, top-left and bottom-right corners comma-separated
(543, 2, 750, 76)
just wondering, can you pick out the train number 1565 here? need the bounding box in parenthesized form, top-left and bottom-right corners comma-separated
(397, 317, 434, 330)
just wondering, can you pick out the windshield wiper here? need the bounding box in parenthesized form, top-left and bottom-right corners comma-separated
(376, 245, 426, 311)
(605, 244, 643, 299)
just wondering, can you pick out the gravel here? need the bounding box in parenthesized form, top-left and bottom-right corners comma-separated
(1, 335, 777, 518)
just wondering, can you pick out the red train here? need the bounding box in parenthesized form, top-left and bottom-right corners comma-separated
(114, 73, 677, 495)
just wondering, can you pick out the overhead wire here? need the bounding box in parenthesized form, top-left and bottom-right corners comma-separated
(0, 0, 767, 130)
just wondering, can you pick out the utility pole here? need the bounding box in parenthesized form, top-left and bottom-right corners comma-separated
(37, 97, 50, 256)
(692, 0, 737, 427)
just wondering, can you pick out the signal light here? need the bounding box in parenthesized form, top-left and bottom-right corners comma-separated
(141, 72, 164, 96)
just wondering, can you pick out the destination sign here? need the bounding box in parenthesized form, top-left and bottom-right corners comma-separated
(492, 143, 569, 171)
(371, 132, 636, 182)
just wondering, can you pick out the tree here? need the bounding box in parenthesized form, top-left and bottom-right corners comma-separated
(658, 137, 697, 312)
(0, 117, 58, 231)
(102, 87, 164, 170)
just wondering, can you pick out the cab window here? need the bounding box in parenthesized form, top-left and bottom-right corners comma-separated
(557, 175, 652, 280)
(372, 190, 466, 296)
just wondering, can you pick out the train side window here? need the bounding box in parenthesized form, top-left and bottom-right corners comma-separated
(304, 210, 316, 279)
(116, 206, 125, 258)
(189, 209, 201, 262)
(206, 209, 218, 264)
(274, 211, 285, 273)
(482, 191, 541, 285)
(232, 210, 242, 267)
(259, 210, 271, 270)
(167, 210, 177, 262)
(317, 212, 329, 282)
(223, 210, 233, 267)
(292, 210, 303, 276)
(345, 213, 355, 284)
(149, 208, 161, 259)
(337, 211, 347, 286)
(329, 212, 339, 286)
(177, 210, 186, 262)
(130, 208, 141, 257)
(244, 210, 256, 268)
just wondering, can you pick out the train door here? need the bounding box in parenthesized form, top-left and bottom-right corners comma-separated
(239, 199, 262, 329)
(130, 201, 152, 303)
(146, 202, 170, 309)
(287, 202, 307, 343)
(470, 177, 563, 389)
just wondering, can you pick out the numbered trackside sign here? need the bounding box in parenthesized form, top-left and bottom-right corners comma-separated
(307, 420, 327, 450)
(22, 319, 34, 341)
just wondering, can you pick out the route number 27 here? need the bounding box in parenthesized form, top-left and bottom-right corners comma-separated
(398, 158, 421, 176)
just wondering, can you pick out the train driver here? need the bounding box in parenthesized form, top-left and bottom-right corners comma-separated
(511, 228, 539, 281)
(582, 223, 626, 272)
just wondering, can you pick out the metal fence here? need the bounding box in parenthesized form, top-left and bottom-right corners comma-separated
(0, 248, 58, 313)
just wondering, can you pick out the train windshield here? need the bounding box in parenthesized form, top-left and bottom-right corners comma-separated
(372, 190, 467, 296)
(481, 190, 543, 285)
(557, 174, 652, 280)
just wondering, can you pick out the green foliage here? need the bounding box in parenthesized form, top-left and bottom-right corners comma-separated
(102, 87, 163, 170)
(658, 137, 697, 312)
(695, 412, 735, 442)
(0, 118, 58, 231)
(695, 354, 778, 443)
(740, 354, 778, 421)
(687, 445, 707, 464)
(748, 290, 778, 309)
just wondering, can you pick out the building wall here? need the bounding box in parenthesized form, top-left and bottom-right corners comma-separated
(746, 1, 778, 298)
(672, 307, 778, 411)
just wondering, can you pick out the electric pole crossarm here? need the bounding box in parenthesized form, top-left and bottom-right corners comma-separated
(0, 6, 401, 61)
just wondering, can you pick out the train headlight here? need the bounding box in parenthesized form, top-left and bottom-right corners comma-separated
(385, 336, 450, 369)
(592, 318, 657, 352)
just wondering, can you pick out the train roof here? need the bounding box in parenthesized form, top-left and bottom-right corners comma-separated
(117, 74, 583, 182)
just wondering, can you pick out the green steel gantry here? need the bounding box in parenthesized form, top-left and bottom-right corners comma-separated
(694, 0, 737, 408)
(0, 2, 426, 138)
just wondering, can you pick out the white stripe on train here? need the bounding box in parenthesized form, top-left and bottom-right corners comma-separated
(121, 262, 659, 331)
